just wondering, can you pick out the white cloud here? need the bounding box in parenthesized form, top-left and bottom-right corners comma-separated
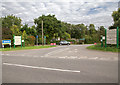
(1, 1, 118, 29)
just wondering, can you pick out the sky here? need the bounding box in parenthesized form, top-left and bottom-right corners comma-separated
(1, 0, 119, 29)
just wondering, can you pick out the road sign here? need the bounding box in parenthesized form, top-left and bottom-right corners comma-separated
(103, 36, 105, 40)
(14, 36, 21, 45)
(36, 35, 38, 38)
(107, 29, 117, 44)
(80, 38, 85, 40)
(22, 40, 24, 42)
(58, 37, 60, 40)
(2, 40, 11, 45)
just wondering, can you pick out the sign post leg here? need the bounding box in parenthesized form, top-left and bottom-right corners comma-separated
(44, 36, 46, 45)
(37, 37, 38, 46)
(21, 36, 22, 48)
(101, 35, 103, 47)
(13, 35, 15, 48)
(117, 27, 119, 48)
(2, 45, 4, 49)
(105, 29, 107, 48)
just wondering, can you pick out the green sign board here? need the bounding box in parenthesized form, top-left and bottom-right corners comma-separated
(80, 38, 85, 40)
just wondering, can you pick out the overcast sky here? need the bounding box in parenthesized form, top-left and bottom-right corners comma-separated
(1, 0, 119, 29)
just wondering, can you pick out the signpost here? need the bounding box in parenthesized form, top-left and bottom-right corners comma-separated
(107, 29, 117, 44)
(79, 38, 85, 44)
(80, 38, 85, 40)
(13, 35, 22, 48)
(36, 35, 38, 46)
(44, 36, 46, 45)
(105, 29, 107, 48)
(101, 35, 103, 47)
(105, 27, 119, 48)
(2, 40, 11, 49)
(22, 40, 25, 47)
(58, 37, 60, 41)
(117, 27, 119, 48)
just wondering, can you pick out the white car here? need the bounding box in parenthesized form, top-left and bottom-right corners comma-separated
(59, 40, 70, 45)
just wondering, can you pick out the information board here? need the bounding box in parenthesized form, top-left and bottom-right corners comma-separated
(14, 36, 21, 45)
(2, 40, 11, 45)
(107, 29, 117, 44)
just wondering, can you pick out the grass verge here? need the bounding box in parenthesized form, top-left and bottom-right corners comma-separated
(87, 44, 120, 52)
(0, 45, 56, 51)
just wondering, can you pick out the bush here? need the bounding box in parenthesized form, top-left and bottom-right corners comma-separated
(26, 36, 35, 46)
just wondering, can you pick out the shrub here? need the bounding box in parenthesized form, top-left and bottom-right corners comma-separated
(26, 36, 35, 46)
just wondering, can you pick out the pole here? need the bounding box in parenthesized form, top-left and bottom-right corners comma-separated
(101, 35, 103, 47)
(44, 36, 46, 45)
(42, 20, 44, 46)
(36, 35, 38, 46)
(37, 38, 38, 46)
(21, 36, 22, 48)
(105, 29, 107, 48)
(10, 44, 11, 49)
(13, 35, 15, 48)
(117, 27, 119, 48)
(2, 45, 4, 49)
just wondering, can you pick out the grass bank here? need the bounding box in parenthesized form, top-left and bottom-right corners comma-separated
(87, 44, 120, 52)
(0, 45, 56, 51)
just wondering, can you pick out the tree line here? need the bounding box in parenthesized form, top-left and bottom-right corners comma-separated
(1, 8, 119, 46)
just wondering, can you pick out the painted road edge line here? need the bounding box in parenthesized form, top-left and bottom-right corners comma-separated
(3, 63, 80, 73)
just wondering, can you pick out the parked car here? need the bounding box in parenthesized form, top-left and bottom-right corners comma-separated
(59, 40, 70, 45)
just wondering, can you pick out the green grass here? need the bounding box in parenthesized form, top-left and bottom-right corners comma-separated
(87, 44, 120, 52)
(0, 45, 56, 51)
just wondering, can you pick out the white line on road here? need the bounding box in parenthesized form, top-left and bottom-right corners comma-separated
(3, 63, 80, 73)
(44, 48, 70, 57)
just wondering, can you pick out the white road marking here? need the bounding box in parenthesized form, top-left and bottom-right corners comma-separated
(68, 51, 72, 52)
(59, 57, 66, 59)
(40, 56, 44, 57)
(44, 48, 69, 57)
(3, 63, 80, 73)
(21, 55, 25, 56)
(6, 54, 10, 55)
(67, 56, 77, 59)
(88, 57, 98, 60)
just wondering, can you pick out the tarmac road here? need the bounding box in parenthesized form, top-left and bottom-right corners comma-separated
(2, 45, 118, 83)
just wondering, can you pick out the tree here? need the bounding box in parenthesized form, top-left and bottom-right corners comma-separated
(1, 15, 22, 39)
(22, 30, 28, 40)
(61, 32, 71, 40)
(29, 25, 37, 36)
(11, 25, 21, 36)
(89, 24, 96, 34)
(21, 24, 37, 36)
(2, 14, 22, 29)
(2, 27, 12, 39)
(99, 26, 105, 35)
(112, 8, 120, 28)
(20, 24, 29, 33)
(34, 14, 63, 43)
(76, 24, 87, 38)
